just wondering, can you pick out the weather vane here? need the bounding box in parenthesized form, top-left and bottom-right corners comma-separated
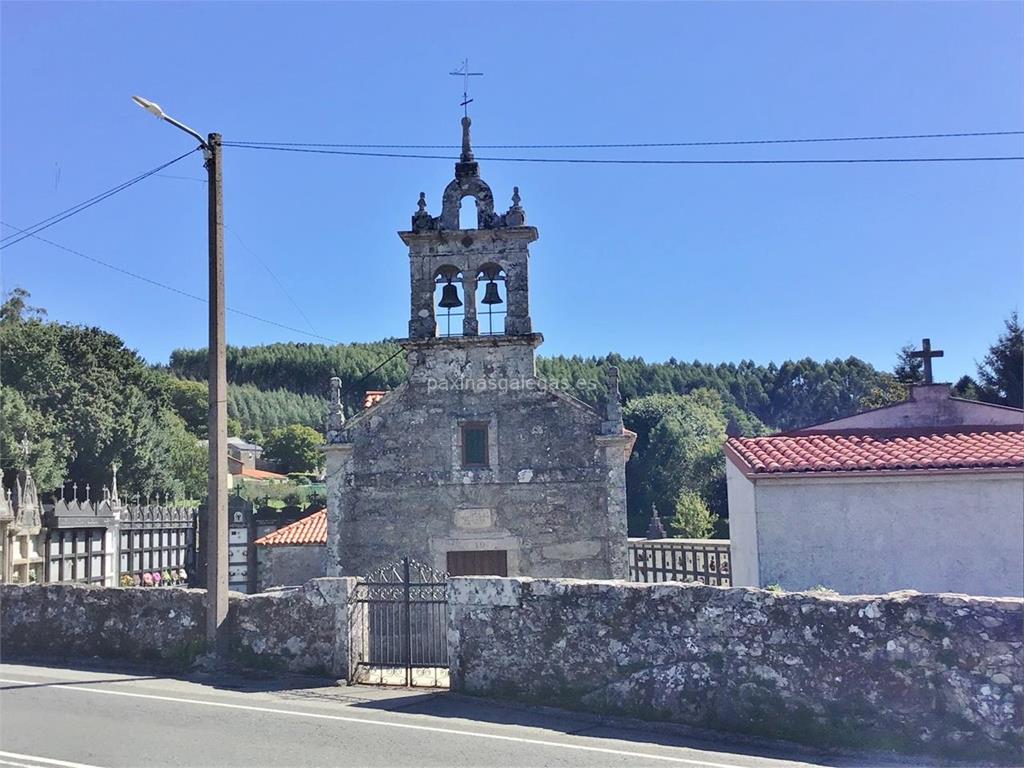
(449, 58, 483, 118)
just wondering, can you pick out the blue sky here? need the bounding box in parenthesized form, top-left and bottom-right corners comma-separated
(2, 1, 1021, 382)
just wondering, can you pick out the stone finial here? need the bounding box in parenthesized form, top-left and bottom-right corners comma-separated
(12, 460, 41, 533)
(412, 192, 434, 231)
(455, 116, 481, 181)
(460, 116, 474, 163)
(505, 186, 526, 227)
(84, 483, 91, 502)
(601, 366, 624, 435)
(646, 505, 667, 540)
(110, 463, 120, 504)
(0, 486, 11, 523)
(72, 482, 78, 501)
(326, 376, 347, 443)
(102, 485, 110, 503)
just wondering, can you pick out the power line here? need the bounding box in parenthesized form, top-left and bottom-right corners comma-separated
(155, 173, 208, 183)
(0, 221, 344, 344)
(2, 221, 404, 397)
(0, 150, 199, 250)
(226, 224, 320, 337)
(352, 347, 405, 392)
(222, 143, 1024, 165)
(226, 129, 1024, 150)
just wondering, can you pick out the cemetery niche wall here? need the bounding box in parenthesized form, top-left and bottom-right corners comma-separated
(0, 465, 198, 589)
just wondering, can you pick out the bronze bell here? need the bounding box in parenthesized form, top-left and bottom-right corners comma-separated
(438, 281, 462, 309)
(481, 280, 503, 305)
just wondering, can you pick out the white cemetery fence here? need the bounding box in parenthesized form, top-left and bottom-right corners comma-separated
(118, 502, 196, 587)
(0, 464, 201, 588)
(627, 537, 731, 586)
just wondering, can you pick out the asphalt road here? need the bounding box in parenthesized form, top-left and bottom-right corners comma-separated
(0, 663, 932, 768)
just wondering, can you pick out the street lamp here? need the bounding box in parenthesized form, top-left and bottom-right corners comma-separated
(133, 94, 227, 659)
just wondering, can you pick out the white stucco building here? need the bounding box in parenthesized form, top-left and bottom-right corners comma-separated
(725, 384, 1024, 597)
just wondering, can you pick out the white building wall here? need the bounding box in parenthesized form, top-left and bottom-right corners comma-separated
(725, 460, 759, 587)
(749, 471, 1024, 597)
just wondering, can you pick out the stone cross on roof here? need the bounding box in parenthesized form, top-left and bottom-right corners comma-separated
(910, 338, 944, 385)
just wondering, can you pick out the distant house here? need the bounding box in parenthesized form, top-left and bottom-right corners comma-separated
(227, 437, 263, 471)
(725, 383, 1024, 596)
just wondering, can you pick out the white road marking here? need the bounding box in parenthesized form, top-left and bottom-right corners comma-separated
(0, 677, 815, 768)
(0, 752, 105, 768)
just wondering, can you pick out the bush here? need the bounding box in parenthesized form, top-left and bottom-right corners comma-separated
(669, 488, 719, 539)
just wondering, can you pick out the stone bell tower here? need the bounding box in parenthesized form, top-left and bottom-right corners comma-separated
(324, 116, 633, 581)
(404, 116, 534, 339)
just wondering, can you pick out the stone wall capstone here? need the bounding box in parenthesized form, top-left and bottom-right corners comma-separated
(1, 581, 205, 665)
(229, 578, 355, 676)
(1, 578, 357, 678)
(447, 578, 1024, 762)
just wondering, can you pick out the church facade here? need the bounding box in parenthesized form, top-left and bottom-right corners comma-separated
(323, 117, 633, 579)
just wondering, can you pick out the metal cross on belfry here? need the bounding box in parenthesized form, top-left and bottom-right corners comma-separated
(910, 337, 944, 385)
(450, 58, 483, 117)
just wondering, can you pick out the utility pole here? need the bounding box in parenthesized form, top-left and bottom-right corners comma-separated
(206, 132, 228, 658)
(133, 97, 228, 659)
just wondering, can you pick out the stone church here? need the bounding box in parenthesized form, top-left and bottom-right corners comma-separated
(324, 117, 634, 579)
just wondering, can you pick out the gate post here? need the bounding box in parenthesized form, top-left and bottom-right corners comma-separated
(402, 556, 412, 687)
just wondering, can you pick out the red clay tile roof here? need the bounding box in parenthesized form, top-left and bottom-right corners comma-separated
(239, 467, 288, 481)
(363, 390, 387, 409)
(727, 428, 1024, 475)
(254, 508, 326, 546)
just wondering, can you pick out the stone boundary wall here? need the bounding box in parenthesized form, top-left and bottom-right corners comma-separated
(447, 578, 1024, 761)
(1, 578, 357, 677)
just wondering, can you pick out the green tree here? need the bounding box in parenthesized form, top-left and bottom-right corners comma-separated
(160, 411, 207, 499)
(858, 374, 908, 411)
(0, 295, 205, 498)
(893, 343, 924, 384)
(670, 488, 718, 539)
(263, 424, 325, 474)
(977, 312, 1023, 408)
(623, 391, 727, 535)
(952, 375, 981, 401)
(161, 377, 208, 437)
(1, 387, 67, 492)
(1, 287, 47, 324)
(242, 426, 265, 446)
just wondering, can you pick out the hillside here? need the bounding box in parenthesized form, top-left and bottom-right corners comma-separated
(169, 342, 905, 433)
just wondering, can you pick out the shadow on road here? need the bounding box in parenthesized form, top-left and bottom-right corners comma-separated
(0, 655, 336, 693)
(1, 657, 960, 767)
(350, 689, 857, 766)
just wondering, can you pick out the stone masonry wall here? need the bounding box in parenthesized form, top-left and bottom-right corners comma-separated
(1, 578, 357, 677)
(328, 354, 629, 579)
(256, 544, 327, 592)
(448, 578, 1024, 761)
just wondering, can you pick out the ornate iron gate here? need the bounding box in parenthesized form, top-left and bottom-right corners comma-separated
(350, 557, 449, 687)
